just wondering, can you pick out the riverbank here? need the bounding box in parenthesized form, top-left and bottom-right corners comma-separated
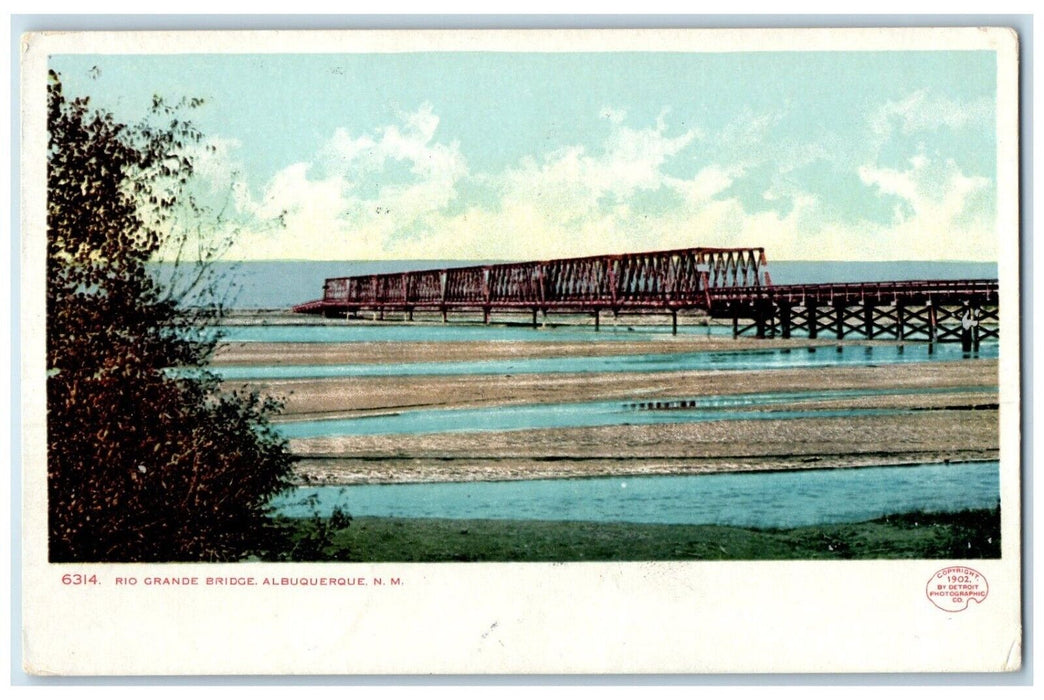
(265, 507, 1000, 561)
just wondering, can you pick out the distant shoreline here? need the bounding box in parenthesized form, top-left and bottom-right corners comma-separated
(163, 258, 1001, 310)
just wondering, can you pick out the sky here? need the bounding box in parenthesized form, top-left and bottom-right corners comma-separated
(49, 50, 999, 262)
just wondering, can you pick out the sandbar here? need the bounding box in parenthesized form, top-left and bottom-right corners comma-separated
(214, 337, 999, 486)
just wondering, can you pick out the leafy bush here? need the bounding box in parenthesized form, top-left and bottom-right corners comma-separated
(47, 70, 295, 562)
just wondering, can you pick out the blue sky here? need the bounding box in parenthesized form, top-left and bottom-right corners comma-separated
(50, 50, 999, 262)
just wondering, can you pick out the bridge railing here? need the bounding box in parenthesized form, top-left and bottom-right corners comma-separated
(708, 279, 999, 305)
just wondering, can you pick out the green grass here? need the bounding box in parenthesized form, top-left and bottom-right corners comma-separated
(258, 507, 1001, 562)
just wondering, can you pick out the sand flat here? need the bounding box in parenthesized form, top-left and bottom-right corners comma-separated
(289, 411, 998, 484)
(227, 359, 998, 419)
(214, 336, 999, 486)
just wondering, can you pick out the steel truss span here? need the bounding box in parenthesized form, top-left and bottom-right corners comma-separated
(292, 246, 999, 343)
(294, 247, 768, 323)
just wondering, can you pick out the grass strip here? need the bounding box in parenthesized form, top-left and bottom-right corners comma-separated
(260, 507, 1000, 562)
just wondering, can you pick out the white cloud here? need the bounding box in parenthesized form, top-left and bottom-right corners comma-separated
(499, 120, 696, 206)
(666, 164, 741, 206)
(318, 103, 464, 184)
(415, 117, 704, 259)
(187, 137, 242, 194)
(156, 137, 276, 262)
(718, 109, 783, 154)
(215, 103, 467, 260)
(859, 155, 991, 225)
(855, 154, 994, 259)
(869, 89, 993, 138)
(192, 102, 995, 263)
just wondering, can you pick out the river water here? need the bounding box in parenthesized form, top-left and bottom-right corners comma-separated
(215, 341, 997, 381)
(276, 385, 995, 438)
(216, 321, 731, 343)
(216, 266, 999, 527)
(272, 460, 999, 528)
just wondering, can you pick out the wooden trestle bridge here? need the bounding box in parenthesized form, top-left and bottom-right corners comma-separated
(293, 246, 999, 345)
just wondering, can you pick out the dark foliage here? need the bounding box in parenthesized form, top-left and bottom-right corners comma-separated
(258, 500, 354, 562)
(47, 71, 295, 562)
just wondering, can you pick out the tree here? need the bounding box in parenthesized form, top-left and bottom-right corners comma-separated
(46, 70, 295, 562)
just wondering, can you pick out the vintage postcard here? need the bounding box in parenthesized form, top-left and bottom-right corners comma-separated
(20, 27, 1021, 675)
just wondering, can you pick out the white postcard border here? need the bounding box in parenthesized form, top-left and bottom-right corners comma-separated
(18, 26, 1023, 676)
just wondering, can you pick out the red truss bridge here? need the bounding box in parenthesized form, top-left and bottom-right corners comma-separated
(292, 246, 999, 345)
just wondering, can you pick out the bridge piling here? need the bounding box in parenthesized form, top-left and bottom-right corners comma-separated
(754, 304, 767, 339)
(779, 303, 792, 339)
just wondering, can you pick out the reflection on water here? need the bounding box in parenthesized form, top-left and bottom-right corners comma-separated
(216, 322, 729, 343)
(214, 341, 998, 381)
(273, 461, 999, 528)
